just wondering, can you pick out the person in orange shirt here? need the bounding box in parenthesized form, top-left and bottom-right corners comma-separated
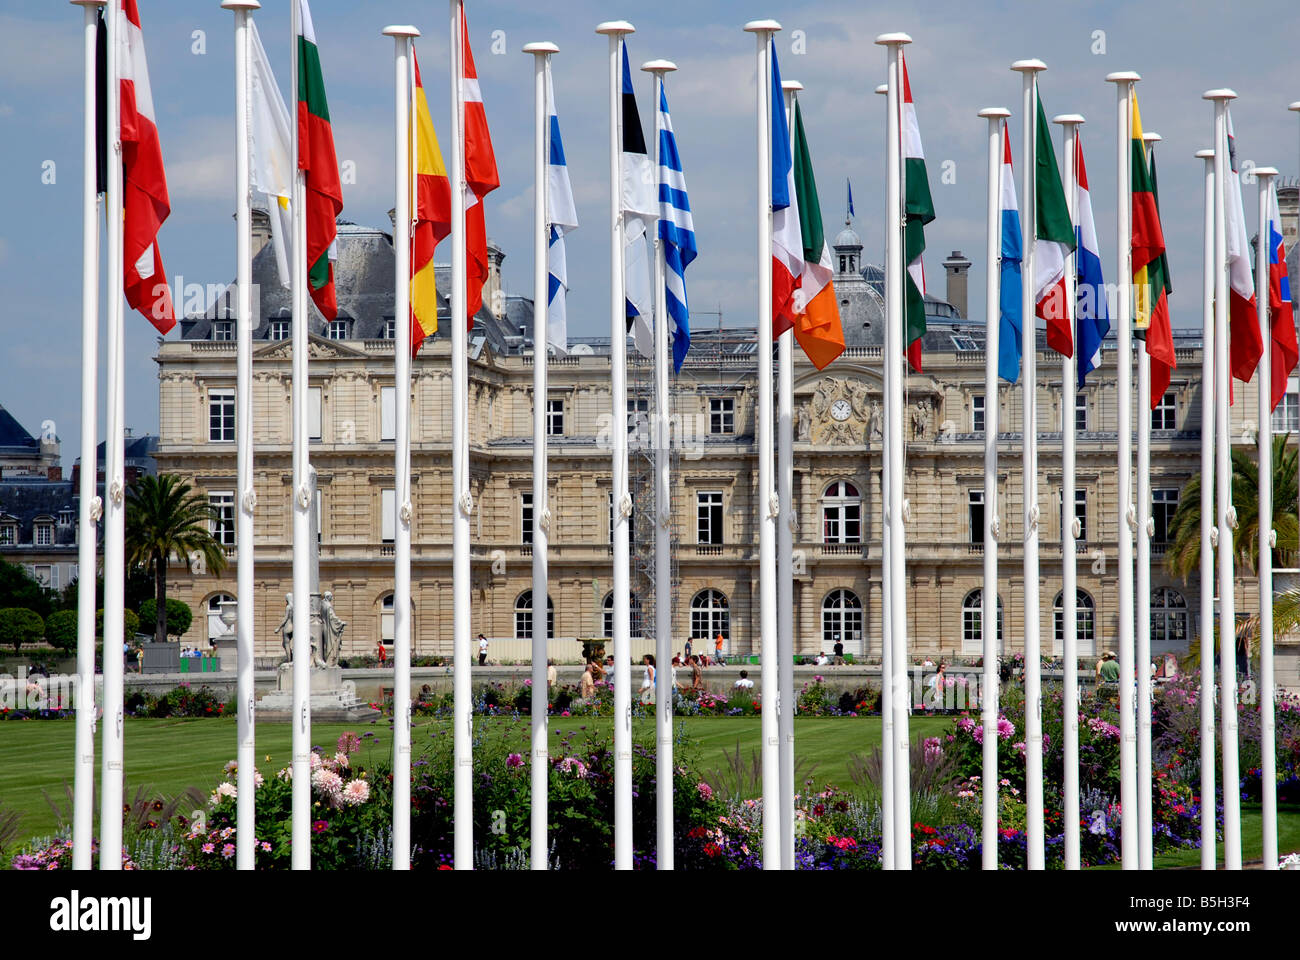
(714, 632, 725, 665)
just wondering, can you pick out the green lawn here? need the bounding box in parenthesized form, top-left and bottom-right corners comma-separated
(0, 716, 950, 847)
(1092, 804, 1300, 870)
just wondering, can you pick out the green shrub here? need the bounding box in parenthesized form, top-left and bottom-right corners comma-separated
(0, 608, 45, 653)
(96, 608, 140, 639)
(44, 609, 79, 652)
(138, 598, 193, 638)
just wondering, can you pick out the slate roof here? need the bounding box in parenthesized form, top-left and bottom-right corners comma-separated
(0, 480, 77, 548)
(0, 405, 39, 457)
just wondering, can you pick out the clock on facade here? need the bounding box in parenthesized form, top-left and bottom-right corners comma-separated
(831, 399, 852, 422)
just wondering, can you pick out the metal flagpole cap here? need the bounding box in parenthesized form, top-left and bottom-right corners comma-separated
(1202, 88, 1237, 101)
(522, 41, 559, 55)
(596, 21, 634, 35)
(69, 0, 106, 5)
(979, 107, 1011, 119)
(1106, 71, 1142, 84)
(1011, 58, 1046, 73)
(381, 25, 420, 38)
(745, 20, 783, 33)
(641, 59, 677, 74)
(874, 32, 912, 45)
(220, 0, 262, 9)
(1143, 131, 1161, 143)
(1053, 113, 1085, 125)
(1195, 149, 1215, 159)
(782, 80, 803, 92)
(1255, 166, 1280, 178)
(1290, 102, 1300, 112)
(875, 84, 889, 95)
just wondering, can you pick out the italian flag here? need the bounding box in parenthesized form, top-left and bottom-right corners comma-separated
(1132, 92, 1175, 406)
(901, 53, 934, 372)
(1033, 95, 1076, 357)
(296, 0, 343, 321)
(789, 98, 845, 370)
(411, 46, 451, 356)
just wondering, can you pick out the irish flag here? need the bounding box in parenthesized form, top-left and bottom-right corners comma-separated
(117, 0, 174, 333)
(770, 42, 803, 334)
(789, 98, 844, 370)
(296, 0, 343, 321)
(1033, 96, 1075, 356)
(901, 52, 934, 372)
(460, 5, 499, 327)
(410, 46, 451, 356)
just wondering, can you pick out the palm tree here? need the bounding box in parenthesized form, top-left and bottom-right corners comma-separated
(125, 474, 227, 644)
(1164, 434, 1298, 583)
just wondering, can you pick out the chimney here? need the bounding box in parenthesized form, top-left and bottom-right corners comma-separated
(250, 208, 272, 258)
(1279, 182, 1298, 250)
(486, 241, 506, 319)
(943, 250, 972, 319)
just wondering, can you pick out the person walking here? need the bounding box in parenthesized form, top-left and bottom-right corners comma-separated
(639, 654, 656, 704)
(478, 634, 489, 667)
(714, 632, 725, 666)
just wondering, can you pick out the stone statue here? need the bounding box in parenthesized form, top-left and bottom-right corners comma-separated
(868, 401, 883, 441)
(797, 405, 811, 442)
(848, 380, 871, 421)
(275, 593, 294, 664)
(319, 591, 347, 667)
(911, 399, 932, 440)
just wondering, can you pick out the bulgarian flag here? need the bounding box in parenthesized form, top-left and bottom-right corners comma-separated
(770, 42, 803, 335)
(1032, 96, 1075, 356)
(117, 0, 175, 333)
(901, 51, 934, 372)
(1131, 94, 1175, 406)
(296, 0, 343, 321)
(410, 46, 451, 357)
(460, 5, 499, 328)
(789, 98, 845, 370)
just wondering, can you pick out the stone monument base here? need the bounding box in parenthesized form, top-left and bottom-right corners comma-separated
(255, 663, 380, 723)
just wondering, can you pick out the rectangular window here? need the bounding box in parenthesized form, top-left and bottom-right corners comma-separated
(381, 386, 396, 442)
(546, 398, 565, 437)
(0, 524, 14, 545)
(709, 397, 735, 435)
(315, 488, 323, 545)
(209, 390, 235, 442)
(383, 318, 397, 340)
(381, 488, 395, 543)
(269, 319, 291, 341)
(308, 386, 322, 442)
(1075, 393, 1088, 432)
(1152, 392, 1177, 431)
(209, 492, 235, 546)
(972, 394, 985, 434)
(1273, 377, 1300, 434)
(697, 490, 723, 545)
(212, 320, 234, 341)
(521, 491, 534, 546)
(1062, 488, 1087, 542)
(968, 489, 984, 545)
(33, 565, 52, 588)
(627, 397, 649, 436)
(1152, 488, 1179, 543)
(35, 524, 53, 547)
(326, 319, 350, 340)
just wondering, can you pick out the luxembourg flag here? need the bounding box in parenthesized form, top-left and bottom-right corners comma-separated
(997, 121, 1024, 384)
(1267, 181, 1298, 410)
(1074, 134, 1109, 387)
(545, 68, 578, 355)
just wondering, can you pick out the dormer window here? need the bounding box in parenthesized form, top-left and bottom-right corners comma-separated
(212, 320, 235, 341)
(269, 319, 291, 341)
(326, 319, 350, 340)
(58, 509, 73, 526)
(383, 318, 397, 340)
(34, 520, 53, 546)
(0, 523, 15, 545)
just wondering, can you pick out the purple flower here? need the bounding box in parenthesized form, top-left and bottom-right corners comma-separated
(506, 753, 524, 768)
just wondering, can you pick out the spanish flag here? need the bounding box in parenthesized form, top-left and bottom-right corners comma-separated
(410, 47, 451, 356)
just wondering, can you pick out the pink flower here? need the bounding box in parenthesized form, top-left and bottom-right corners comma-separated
(221, 844, 235, 859)
(336, 732, 362, 756)
(342, 779, 371, 806)
(696, 782, 714, 801)
(202, 843, 215, 854)
(506, 753, 524, 768)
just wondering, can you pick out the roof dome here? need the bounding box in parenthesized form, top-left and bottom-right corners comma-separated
(834, 225, 862, 249)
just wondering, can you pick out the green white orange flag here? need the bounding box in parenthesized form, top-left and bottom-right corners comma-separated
(1131, 92, 1175, 405)
(295, 0, 343, 320)
(901, 52, 934, 372)
(410, 46, 451, 356)
(789, 98, 845, 370)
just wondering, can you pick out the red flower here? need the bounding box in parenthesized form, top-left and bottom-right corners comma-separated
(703, 843, 721, 858)
(438, 864, 453, 870)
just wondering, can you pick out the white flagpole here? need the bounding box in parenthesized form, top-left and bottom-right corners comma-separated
(1195, 146, 1217, 871)
(1135, 130, 1161, 870)
(70, 0, 104, 873)
(642, 58, 677, 871)
(1291, 103, 1300, 604)
(874, 79, 894, 871)
(1205, 86, 1242, 870)
(1054, 111, 1084, 872)
(877, 31, 912, 868)
(523, 39, 558, 871)
(744, 18, 781, 870)
(383, 22, 419, 872)
(978, 106, 1009, 870)
(596, 20, 635, 871)
(778, 77, 802, 874)
(1107, 70, 1140, 870)
(449, 0, 473, 870)
(99, 0, 126, 872)
(289, 0, 312, 871)
(1011, 58, 1046, 870)
(1255, 166, 1280, 871)
(223, 0, 261, 872)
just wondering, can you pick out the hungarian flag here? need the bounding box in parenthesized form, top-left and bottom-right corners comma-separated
(1033, 96, 1075, 357)
(460, 6, 499, 328)
(901, 51, 934, 372)
(1131, 96, 1175, 406)
(296, 0, 343, 321)
(769, 42, 803, 336)
(789, 98, 845, 370)
(410, 46, 452, 357)
(1225, 109, 1263, 382)
(1266, 181, 1298, 410)
(117, 0, 175, 333)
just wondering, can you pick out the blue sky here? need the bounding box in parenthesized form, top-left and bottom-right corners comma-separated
(1, 0, 1297, 466)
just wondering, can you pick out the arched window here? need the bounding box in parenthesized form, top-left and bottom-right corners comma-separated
(1053, 590, 1096, 648)
(602, 592, 644, 639)
(690, 589, 729, 641)
(207, 594, 236, 644)
(821, 589, 863, 651)
(1151, 587, 1188, 650)
(822, 481, 862, 544)
(380, 594, 395, 645)
(515, 590, 554, 641)
(961, 589, 1003, 651)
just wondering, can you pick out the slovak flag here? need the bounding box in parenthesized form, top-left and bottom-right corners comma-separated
(997, 121, 1024, 384)
(1267, 181, 1298, 410)
(1074, 134, 1109, 387)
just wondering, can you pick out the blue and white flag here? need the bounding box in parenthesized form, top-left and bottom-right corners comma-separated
(545, 66, 578, 355)
(655, 76, 696, 373)
(998, 121, 1024, 384)
(1073, 134, 1108, 387)
(621, 41, 656, 359)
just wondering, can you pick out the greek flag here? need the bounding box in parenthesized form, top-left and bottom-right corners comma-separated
(655, 77, 696, 373)
(546, 67, 577, 354)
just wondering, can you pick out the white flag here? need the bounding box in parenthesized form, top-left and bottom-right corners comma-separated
(248, 19, 293, 288)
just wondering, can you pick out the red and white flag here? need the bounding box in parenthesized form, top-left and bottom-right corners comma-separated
(1225, 110, 1263, 382)
(117, 0, 174, 333)
(459, 5, 499, 328)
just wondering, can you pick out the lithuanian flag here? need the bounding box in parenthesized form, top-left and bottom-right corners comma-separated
(1131, 92, 1175, 405)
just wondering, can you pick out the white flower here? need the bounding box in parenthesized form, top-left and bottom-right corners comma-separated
(334, 752, 350, 769)
(309, 752, 323, 772)
(342, 779, 370, 806)
(210, 781, 237, 806)
(312, 768, 343, 796)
